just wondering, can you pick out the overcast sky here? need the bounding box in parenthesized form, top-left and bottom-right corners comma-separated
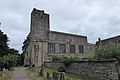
(0, 0, 120, 53)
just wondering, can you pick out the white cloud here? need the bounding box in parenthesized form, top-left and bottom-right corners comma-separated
(0, 0, 120, 52)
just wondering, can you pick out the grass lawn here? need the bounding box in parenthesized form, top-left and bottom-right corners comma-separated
(26, 67, 96, 80)
(0, 69, 14, 80)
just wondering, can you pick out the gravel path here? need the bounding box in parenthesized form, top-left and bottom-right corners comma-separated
(12, 67, 31, 80)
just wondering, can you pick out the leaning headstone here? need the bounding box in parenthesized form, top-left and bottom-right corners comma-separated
(47, 72, 53, 80)
(57, 72, 61, 80)
(52, 72, 56, 79)
(39, 68, 45, 76)
(53, 72, 61, 80)
(53, 72, 57, 80)
(48, 76, 53, 80)
(47, 72, 50, 79)
(2, 68, 5, 76)
(31, 64, 35, 72)
(60, 72, 65, 80)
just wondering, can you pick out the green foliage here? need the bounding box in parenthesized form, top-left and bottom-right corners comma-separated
(62, 57, 80, 61)
(61, 57, 80, 67)
(58, 67, 66, 72)
(52, 56, 80, 62)
(0, 30, 9, 56)
(81, 56, 95, 61)
(81, 44, 120, 61)
(63, 60, 71, 67)
(18, 53, 24, 66)
(52, 56, 80, 67)
(8, 48, 19, 54)
(94, 44, 120, 60)
(52, 56, 61, 61)
(0, 54, 18, 70)
(0, 29, 23, 67)
(0, 30, 20, 57)
(0, 69, 13, 80)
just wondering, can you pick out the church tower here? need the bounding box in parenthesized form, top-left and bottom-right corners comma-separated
(30, 8, 50, 40)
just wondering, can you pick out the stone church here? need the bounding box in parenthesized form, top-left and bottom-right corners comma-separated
(23, 8, 95, 66)
(96, 35, 120, 47)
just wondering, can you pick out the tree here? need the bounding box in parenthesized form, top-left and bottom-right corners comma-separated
(0, 54, 18, 70)
(0, 30, 9, 56)
(15, 53, 24, 66)
(8, 48, 19, 54)
(94, 44, 120, 60)
(0, 29, 23, 68)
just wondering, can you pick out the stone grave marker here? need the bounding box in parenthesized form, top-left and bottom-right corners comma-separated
(60, 72, 65, 80)
(2, 68, 5, 76)
(39, 68, 45, 76)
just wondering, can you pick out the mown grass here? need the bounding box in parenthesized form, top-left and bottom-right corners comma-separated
(26, 67, 96, 80)
(0, 69, 14, 80)
(26, 67, 47, 80)
(66, 72, 96, 80)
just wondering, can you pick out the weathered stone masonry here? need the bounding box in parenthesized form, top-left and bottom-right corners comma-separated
(96, 35, 120, 47)
(23, 8, 95, 66)
(44, 61, 120, 80)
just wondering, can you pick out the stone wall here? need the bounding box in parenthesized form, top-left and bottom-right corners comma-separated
(45, 61, 65, 69)
(44, 61, 120, 80)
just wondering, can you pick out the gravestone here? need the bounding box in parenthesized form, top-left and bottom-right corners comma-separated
(31, 64, 35, 72)
(53, 72, 65, 80)
(39, 68, 45, 76)
(53, 72, 60, 80)
(2, 68, 5, 76)
(60, 72, 65, 80)
(47, 72, 50, 78)
(47, 72, 53, 80)
(48, 76, 53, 80)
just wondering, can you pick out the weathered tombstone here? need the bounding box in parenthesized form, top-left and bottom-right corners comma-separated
(47, 72, 50, 78)
(60, 72, 65, 80)
(28, 65, 31, 70)
(57, 72, 61, 80)
(52, 72, 55, 79)
(2, 68, 5, 76)
(53, 72, 61, 80)
(48, 76, 53, 80)
(47, 72, 53, 80)
(53, 72, 57, 80)
(39, 68, 45, 76)
(31, 64, 35, 72)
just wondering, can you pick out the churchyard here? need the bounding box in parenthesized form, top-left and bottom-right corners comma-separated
(26, 67, 96, 80)
(0, 69, 13, 80)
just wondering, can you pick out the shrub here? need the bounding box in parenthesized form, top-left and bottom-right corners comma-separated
(63, 60, 71, 67)
(0, 54, 18, 70)
(51, 56, 80, 62)
(94, 44, 120, 60)
(58, 67, 66, 72)
(61, 57, 80, 61)
(52, 56, 61, 61)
